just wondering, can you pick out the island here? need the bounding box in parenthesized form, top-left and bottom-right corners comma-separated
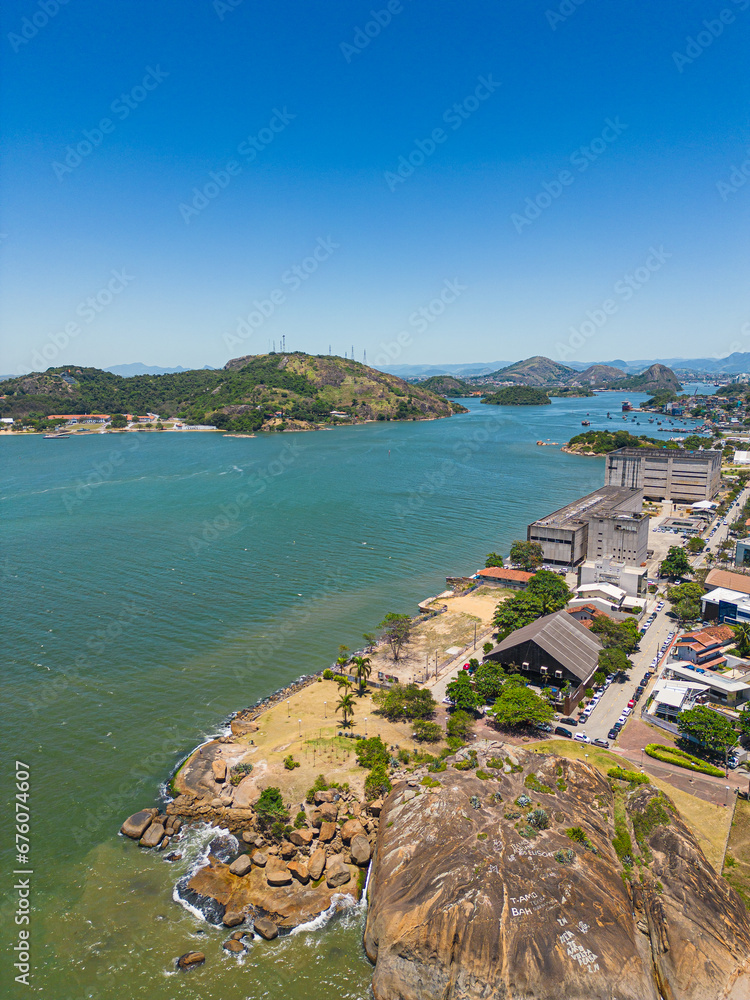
(481, 386, 552, 406)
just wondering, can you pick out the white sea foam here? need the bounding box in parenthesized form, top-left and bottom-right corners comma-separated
(289, 892, 359, 935)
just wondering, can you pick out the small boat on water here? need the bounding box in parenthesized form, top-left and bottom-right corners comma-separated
(43, 432, 70, 439)
(581, 420, 590, 426)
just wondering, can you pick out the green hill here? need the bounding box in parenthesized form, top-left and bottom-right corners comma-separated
(0, 353, 467, 432)
(610, 364, 682, 393)
(418, 375, 475, 396)
(487, 356, 576, 386)
(481, 386, 551, 406)
(566, 429, 712, 454)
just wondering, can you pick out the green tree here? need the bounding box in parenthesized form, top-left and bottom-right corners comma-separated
(485, 552, 504, 568)
(674, 598, 701, 625)
(687, 537, 706, 554)
(676, 705, 736, 756)
(446, 709, 475, 742)
(490, 685, 554, 729)
(598, 647, 631, 675)
(413, 720, 443, 742)
(589, 615, 639, 654)
(666, 581, 704, 606)
(362, 632, 376, 652)
(110, 412, 127, 428)
(378, 612, 413, 661)
(355, 735, 389, 769)
(733, 623, 750, 658)
(446, 672, 480, 712)
(527, 570, 571, 614)
(509, 540, 544, 571)
(255, 787, 287, 826)
(593, 671, 606, 687)
(373, 682, 436, 721)
(660, 545, 692, 579)
(492, 593, 545, 637)
(336, 691, 356, 726)
(472, 662, 506, 703)
(350, 655, 372, 695)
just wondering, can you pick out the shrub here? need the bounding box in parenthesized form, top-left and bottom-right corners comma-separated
(527, 808, 549, 830)
(565, 826, 587, 844)
(447, 710, 475, 742)
(554, 849, 575, 865)
(397, 748, 411, 763)
(645, 743, 724, 777)
(255, 787, 287, 826)
(283, 755, 300, 770)
(421, 775, 441, 788)
(365, 764, 392, 800)
(373, 682, 437, 721)
(470, 795, 481, 809)
(323, 668, 334, 679)
(413, 720, 443, 743)
(294, 810, 307, 829)
(305, 774, 329, 803)
(229, 762, 253, 786)
(355, 735, 390, 769)
(524, 773, 554, 794)
(608, 766, 650, 785)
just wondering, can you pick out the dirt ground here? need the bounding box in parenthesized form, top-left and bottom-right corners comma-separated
(364, 586, 509, 686)
(177, 679, 432, 807)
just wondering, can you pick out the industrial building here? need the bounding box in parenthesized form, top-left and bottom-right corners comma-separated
(604, 447, 722, 502)
(527, 486, 648, 568)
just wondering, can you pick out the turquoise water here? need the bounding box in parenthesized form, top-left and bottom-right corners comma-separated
(1, 394, 704, 999)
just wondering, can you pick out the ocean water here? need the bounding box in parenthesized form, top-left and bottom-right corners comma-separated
(0, 394, 704, 999)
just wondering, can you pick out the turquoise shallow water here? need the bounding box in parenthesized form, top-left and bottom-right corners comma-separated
(0, 394, 705, 998)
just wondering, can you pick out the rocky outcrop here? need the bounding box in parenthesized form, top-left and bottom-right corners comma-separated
(364, 745, 750, 1000)
(176, 951, 205, 969)
(120, 809, 157, 839)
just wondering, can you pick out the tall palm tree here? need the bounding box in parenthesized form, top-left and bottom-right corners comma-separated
(733, 623, 750, 658)
(350, 655, 372, 695)
(336, 691, 356, 727)
(336, 675, 353, 692)
(335, 644, 350, 673)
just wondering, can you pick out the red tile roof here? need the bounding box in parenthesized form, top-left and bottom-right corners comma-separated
(476, 567, 534, 583)
(706, 569, 750, 595)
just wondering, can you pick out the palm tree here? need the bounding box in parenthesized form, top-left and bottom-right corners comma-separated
(335, 644, 350, 673)
(733, 623, 750, 658)
(336, 674, 353, 692)
(336, 691, 356, 727)
(350, 655, 372, 695)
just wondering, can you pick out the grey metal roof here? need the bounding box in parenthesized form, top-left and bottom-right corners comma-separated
(488, 610, 602, 683)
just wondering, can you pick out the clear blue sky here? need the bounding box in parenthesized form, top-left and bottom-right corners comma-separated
(2, 0, 749, 374)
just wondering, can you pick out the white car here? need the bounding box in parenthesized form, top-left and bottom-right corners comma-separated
(622, 707, 632, 717)
(574, 733, 591, 743)
(617, 714, 627, 725)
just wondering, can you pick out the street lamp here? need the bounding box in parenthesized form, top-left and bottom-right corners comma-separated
(365, 717, 368, 736)
(641, 747, 645, 768)
(287, 700, 290, 718)
(298, 719, 302, 736)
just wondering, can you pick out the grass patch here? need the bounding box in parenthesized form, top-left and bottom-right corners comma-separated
(476, 769, 492, 780)
(524, 773, 554, 794)
(612, 790, 634, 866)
(477, 831, 488, 840)
(608, 766, 650, 785)
(631, 792, 673, 860)
(723, 798, 750, 907)
(421, 775, 441, 788)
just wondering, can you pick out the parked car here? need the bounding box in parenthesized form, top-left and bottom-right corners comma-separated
(617, 714, 627, 725)
(536, 723, 553, 733)
(622, 707, 632, 717)
(607, 728, 619, 741)
(574, 733, 591, 743)
(559, 716, 578, 726)
(554, 726, 573, 738)
(592, 738, 610, 749)
(613, 722, 623, 732)
(628, 699, 636, 708)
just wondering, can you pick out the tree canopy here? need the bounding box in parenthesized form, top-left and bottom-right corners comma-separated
(446, 672, 481, 713)
(527, 570, 571, 614)
(589, 615, 639, 654)
(676, 705, 736, 755)
(373, 682, 436, 721)
(378, 612, 413, 661)
(660, 545, 692, 579)
(509, 540, 544, 571)
(490, 684, 554, 729)
(492, 571, 571, 637)
(485, 551, 504, 568)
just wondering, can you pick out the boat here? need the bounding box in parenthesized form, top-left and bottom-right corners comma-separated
(622, 400, 632, 412)
(581, 420, 590, 426)
(43, 432, 70, 439)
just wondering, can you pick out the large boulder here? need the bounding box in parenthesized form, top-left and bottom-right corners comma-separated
(223, 938, 245, 953)
(139, 823, 165, 849)
(212, 759, 227, 783)
(254, 917, 278, 940)
(340, 818, 366, 843)
(229, 855, 252, 877)
(308, 848, 326, 881)
(319, 802, 338, 823)
(350, 833, 371, 867)
(290, 828, 314, 847)
(314, 789, 335, 804)
(222, 910, 245, 927)
(266, 865, 293, 887)
(325, 854, 352, 888)
(251, 851, 267, 867)
(319, 822, 337, 843)
(176, 951, 205, 969)
(364, 749, 750, 1000)
(287, 860, 310, 884)
(121, 809, 156, 839)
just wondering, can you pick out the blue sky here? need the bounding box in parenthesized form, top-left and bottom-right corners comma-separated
(2, 0, 749, 374)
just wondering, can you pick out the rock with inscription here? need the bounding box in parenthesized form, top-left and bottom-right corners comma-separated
(121, 809, 157, 839)
(364, 749, 750, 1000)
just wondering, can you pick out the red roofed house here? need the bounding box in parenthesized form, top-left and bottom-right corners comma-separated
(670, 624, 735, 671)
(475, 567, 534, 590)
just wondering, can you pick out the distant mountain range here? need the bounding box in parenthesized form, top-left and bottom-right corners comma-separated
(379, 362, 507, 378)
(105, 363, 214, 376)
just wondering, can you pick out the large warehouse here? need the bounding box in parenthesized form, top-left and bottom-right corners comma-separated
(527, 486, 648, 568)
(604, 447, 722, 501)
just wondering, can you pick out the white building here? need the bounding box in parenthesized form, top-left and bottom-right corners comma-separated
(578, 556, 648, 598)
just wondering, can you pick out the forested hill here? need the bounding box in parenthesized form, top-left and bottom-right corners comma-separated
(0, 353, 466, 432)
